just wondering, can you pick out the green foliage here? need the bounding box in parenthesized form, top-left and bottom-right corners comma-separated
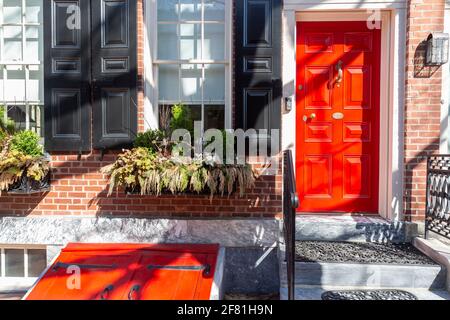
(170, 103, 193, 134)
(134, 129, 166, 154)
(0, 128, 48, 193)
(0, 106, 16, 139)
(11, 130, 43, 157)
(0, 144, 49, 193)
(101, 147, 155, 195)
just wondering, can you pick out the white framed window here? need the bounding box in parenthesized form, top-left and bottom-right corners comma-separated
(150, 0, 232, 132)
(0, 245, 47, 292)
(0, 0, 44, 136)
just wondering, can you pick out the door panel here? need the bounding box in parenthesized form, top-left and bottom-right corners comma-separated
(44, 0, 91, 151)
(25, 251, 141, 300)
(296, 21, 381, 213)
(123, 252, 216, 300)
(305, 67, 332, 109)
(235, 0, 282, 144)
(91, 0, 137, 149)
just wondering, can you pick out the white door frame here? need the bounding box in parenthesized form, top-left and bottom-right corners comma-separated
(282, 1, 407, 221)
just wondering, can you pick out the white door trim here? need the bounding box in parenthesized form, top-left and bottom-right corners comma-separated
(282, 6, 406, 221)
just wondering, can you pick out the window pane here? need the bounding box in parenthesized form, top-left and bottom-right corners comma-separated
(159, 104, 201, 132)
(3, 26, 23, 61)
(29, 104, 44, 137)
(5, 249, 24, 277)
(204, 24, 224, 60)
(27, 249, 47, 277)
(179, 0, 201, 21)
(3, 0, 22, 24)
(25, 26, 43, 61)
(158, 24, 178, 60)
(5, 67, 26, 102)
(0, 70, 3, 102)
(205, 104, 224, 130)
(158, 64, 179, 102)
(7, 105, 27, 130)
(26, 0, 43, 23)
(204, 0, 225, 21)
(189, 104, 202, 123)
(180, 23, 201, 60)
(204, 64, 225, 102)
(181, 64, 202, 102)
(28, 65, 43, 101)
(158, 0, 178, 21)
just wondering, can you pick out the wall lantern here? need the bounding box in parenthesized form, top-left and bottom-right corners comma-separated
(426, 33, 449, 66)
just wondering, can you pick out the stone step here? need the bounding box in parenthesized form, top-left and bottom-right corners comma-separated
(279, 261, 446, 289)
(280, 285, 450, 300)
(295, 216, 418, 243)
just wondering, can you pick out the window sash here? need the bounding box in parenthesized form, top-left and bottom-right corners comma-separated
(0, 245, 47, 279)
(154, 0, 230, 131)
(0, 0, 44, 132)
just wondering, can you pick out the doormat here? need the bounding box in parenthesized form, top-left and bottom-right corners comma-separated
(321, 290, 418, 300)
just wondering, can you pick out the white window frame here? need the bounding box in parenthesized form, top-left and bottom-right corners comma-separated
(0, 244, 47, 291)
(0, 0, 43, 132)
(144, 0, 233, 131)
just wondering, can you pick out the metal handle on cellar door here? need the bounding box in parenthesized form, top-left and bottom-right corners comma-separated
(100, 285, 114, 300)
(128, 285, 141, 300)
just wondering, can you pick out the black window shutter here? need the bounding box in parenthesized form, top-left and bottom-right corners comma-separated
(91, 0, 138, 150)
(44, 0, 91, 152)
(235, 0, 282, 136)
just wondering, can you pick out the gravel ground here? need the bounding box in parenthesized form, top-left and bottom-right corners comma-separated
(295, 241, 437, 265)
(321, 290, 418, 300)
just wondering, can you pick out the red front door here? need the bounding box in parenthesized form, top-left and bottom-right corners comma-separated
(296, 21, 381, 213)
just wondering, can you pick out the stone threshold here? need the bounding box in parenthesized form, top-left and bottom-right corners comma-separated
(413, 237, 450, 292)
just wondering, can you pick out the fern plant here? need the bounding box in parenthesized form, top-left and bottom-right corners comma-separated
(102, 147, 256, 200)
(0, 132, 50, 194)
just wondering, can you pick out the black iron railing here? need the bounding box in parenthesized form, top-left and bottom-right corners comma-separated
(425, 155, 450, 240)
(283, 150, 299, 300)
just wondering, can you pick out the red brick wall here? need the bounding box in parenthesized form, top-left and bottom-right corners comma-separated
(0, 1, 282, 219)
(404, 0, 445, 221)
(0, 152, 281, 217)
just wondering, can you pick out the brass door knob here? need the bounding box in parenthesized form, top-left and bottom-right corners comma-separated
(303, 113, 317, 122)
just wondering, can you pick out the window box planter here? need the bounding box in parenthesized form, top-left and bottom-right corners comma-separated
(7, 171, 51, 194)
(102, 148, 256, 200)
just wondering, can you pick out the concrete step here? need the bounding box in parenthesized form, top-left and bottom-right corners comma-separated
(280, 285, 450, 300)
(295, 216, 418, 243)
(280, 261, 446, 289)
